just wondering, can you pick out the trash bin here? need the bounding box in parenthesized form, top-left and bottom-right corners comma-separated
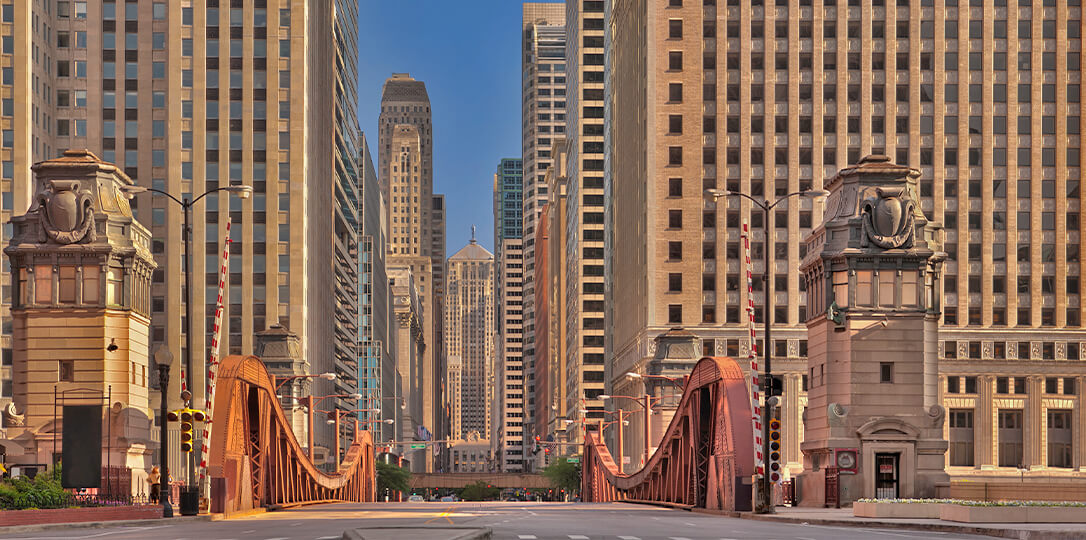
(179, 485, 200, 516)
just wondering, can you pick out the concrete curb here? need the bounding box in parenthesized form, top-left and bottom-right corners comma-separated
(342, 526, 492, 540)
(738, 512, 1086, 540)
(0, 514, 212, 535)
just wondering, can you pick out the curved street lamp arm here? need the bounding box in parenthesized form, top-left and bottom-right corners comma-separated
(724, 190, 769, 211)
(191, 185, 247, 205)
(767, 190, 819, 210)
(142, 187, 186, 207)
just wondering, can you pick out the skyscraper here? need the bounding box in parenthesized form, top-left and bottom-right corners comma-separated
(563, 0, 608, 437)
(521, 4, 567, 448)
(494, 158, 525, 471)
(445, 236, 495, 442)
(358, 131, 394, 443)
(606, 0, 1086, 477)
(379, 73, 445, 468)
(0, 1, 351, 450)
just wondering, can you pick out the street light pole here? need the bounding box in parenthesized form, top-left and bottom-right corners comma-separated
(705, 188, 827, 514)
(642, 394, 651, 467)
(120, 184, 252, 490)
(615, 408, 624, 473)
(182, 198, 195, 488)
(154, 346, 173, 518)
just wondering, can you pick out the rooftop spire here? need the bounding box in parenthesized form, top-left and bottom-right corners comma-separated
(471, 225, 476, 244)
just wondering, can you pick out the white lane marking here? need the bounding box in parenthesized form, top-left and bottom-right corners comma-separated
(671, 537, 694, 540)
(618, 537, 642, 540)
(569, 536, 590, 539)
(797, 537, 818, 540)
(518, 536, 538, 539)
(243, 531, 256, 535)
(316, 537, 341, 540)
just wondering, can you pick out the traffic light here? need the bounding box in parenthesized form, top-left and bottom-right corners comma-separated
(533, 435, 541, 454)
(767, 417, 782, 484)
(167, 407, 207, 453)
(767, 374, 784, 397)
(180, 409, 194, 452)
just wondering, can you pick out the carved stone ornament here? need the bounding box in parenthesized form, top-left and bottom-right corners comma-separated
(981, 341, 993, 360)
(3, 402, 24, 426)
(927, 404, 946, 428)
(715, 340, 725, 355)
(38, 179, 96, 245)
(860, 186, 915, 249)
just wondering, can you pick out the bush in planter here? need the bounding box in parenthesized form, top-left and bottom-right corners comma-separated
(0, 467, 74, 510)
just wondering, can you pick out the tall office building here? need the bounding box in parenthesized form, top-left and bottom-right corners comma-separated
(379, 75, 445, 462)
(563, 0, 608, 437)
(430, 193, 446, 444)
(607, 1, 1086, 477)
(330, 0, 361, 451)
(535, 139, 568, 462)
(358, 132, 395, 443)
(0, 2, 352, 448)
(445, 236, 495, 441)
(493, 158, 525, 471)
(521, 4, 566, 446)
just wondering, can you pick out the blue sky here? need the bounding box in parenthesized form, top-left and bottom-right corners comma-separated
(357, 1, 551, 254)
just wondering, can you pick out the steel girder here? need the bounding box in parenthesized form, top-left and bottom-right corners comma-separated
(582, 356, 755, 512)
(206, 355, 376, 515)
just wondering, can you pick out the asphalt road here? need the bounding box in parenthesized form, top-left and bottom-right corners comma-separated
(5, 501, 994, 540)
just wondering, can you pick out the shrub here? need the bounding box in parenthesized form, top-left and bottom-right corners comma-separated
(0, 467, 74, 510)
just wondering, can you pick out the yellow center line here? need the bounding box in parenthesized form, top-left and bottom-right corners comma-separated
(423, 505, 456, 525)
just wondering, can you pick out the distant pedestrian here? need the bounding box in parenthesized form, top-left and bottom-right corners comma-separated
(147, 466, 161, 503)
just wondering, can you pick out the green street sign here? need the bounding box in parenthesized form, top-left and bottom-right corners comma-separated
(410, 444, 426, 449)
(566, 457, 579, 463)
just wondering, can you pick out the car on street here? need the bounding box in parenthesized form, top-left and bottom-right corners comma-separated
(440, 495, 458, 502)
(407, 495, 424, 502)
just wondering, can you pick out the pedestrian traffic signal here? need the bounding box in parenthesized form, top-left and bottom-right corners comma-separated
(768, 374, 784, 397)
(767, 418, 782, 484)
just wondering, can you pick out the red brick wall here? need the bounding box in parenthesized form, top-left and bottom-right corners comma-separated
(0, 505, 162, 526)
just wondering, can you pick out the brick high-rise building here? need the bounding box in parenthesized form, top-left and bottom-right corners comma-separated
(0, 1, 356, 451)
(607, 1, 1086, 479)
(493, 157, 525, 471)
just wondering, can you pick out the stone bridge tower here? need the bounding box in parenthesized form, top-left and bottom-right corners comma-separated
(798, 155, 948, 505)
(1, 150, 156, 491)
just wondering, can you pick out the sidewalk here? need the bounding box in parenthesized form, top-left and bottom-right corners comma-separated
(0, 514, 214, 536)
(736, 506, 1086, 540)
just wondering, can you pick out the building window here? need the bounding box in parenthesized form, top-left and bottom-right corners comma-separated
(668, 241, 682, 261)
(879, 362, 893, 383)
(1047, 409, 1073, 468)
(668, 304, 682, 324)
(997, 409, 1024, 468)
(668, 273, 682, 292)
(668, 51, 683, 70)
(668, 209, 682, 229)
(59, 360, 75, 382)
(669, 19, 683, 39)
(949, 409, 974, 467)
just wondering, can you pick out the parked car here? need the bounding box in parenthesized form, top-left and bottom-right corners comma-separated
(440, 495, 459, 502)
(407, 494, 424, 502)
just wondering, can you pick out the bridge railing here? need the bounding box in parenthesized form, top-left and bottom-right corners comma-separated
(582, 357, 755, 512)
(207, 355, 376, 515)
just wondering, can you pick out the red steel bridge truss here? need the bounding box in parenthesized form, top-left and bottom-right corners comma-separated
(582, 356, 755, 512)
(207, 355, 376, 515)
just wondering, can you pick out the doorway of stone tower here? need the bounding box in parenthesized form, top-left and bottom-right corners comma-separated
(874, 453, 899, 499)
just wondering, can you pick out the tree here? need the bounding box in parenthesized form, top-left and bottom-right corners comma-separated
(542, 455, 581, 494)
(457, 481, 500, 501)
(376, 461, 411, 497)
